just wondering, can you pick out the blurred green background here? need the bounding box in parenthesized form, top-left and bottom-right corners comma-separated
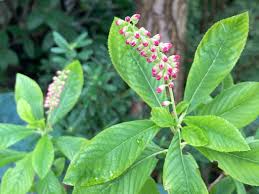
(0, 0, 258, 193)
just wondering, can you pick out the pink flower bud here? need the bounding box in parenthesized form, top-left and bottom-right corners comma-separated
(162, 55, 168, 62)
(143, 41, 149, 47)
(140, 51, 147, 57)
(115, 19, 124, 26)
(156, 85, 165, 93)
(151, 54, 157, 60)
(164, 74, 169, 81)
(153, 40, 160, 46)
(131, 41, 137, 47)
(173, 55, 181, 62)
(160, 43, 172, 53)
(168, 82, 174, 88)
(162, 101, 171, 107)
(168, 66, 173, 74)
(125, 39, 131, 45)
(150, 46, 156, 52)
(134, 32, 140, 39)
(146, 58, 152, 63)
(145, 30, 151, 37)
(156, 72, 163, 80)
(175, 61, 180, 67)
(132, 14, 141, 20)
(153, 34, 161, 40)
(159, 63, 165, 70)
(125, 16, 131, 22)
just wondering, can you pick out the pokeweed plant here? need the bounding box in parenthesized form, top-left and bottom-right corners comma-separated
(0, 12, 259, 194)
(63, 12, 259, 194)
(0, 61, 86, 194)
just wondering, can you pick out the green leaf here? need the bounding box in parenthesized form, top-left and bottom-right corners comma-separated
(184, 12, 249, 112)
(233, 179, 246, 194)
(54, 136, 88, 160)
(139, 177, 160, 194)
(198, 82, 259, 129)
(163, 132, 208, 194)
(182, 126, 208, 146)
(151, 107, 175, 128)
(64, 120, 160, 187)
(210, 176, 235, 194)
(48, 61, 84, 125)
(72, 145, 158, 194)
(0, 149, 26, 167)
(36, 171, 65, 194)
(0, 124, 35, 149)
(198, 140, 259, 186)
(53, 157, 66, 177)
(108, 17, 166, 108)
(184, 116, 249, 152)
(15, 73, 44, 120)
(222, 74, 234, 90)
(0, 154, 34, 194)
(176, 101, 189, 115)
(53, 31, 70, 49)
(32, 135, 54, 179)
(17, 99, 36, 123)
(0, 30, 9, 48)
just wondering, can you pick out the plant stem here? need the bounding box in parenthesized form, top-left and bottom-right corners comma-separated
(169, 87, 178, 122)
(208, 173, 224, 191)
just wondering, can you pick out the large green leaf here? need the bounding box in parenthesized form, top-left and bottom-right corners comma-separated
(184, 12, 249, 112)
(163, 132, 208, 194)
(108, 17, 166, 108)
(139, 177, 160, 194)
(198, 82, 259, 128)
(48, 60, 83, 125)
(32, 135, 54, 179)
(0, 149, 26, 167)
(15, 73, 44, 120)
(184, 116, 249, 152)
(36, 171, 65, 194)
(151, 107, 175, 128)
(0, 154, 34, 194)
(182, 126, 208, 147)
(54, 136, 88, 160)
(198, 140, 259, 186)
(0, 124, 35, 149)
(210, 176, 235, 194)
(222, 74, 234, 90)
(72, 145, 158, 194)
(64, 120, 160, 187)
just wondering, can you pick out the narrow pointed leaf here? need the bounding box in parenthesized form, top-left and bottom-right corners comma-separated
(163, 132, 208, 194)
(184, 116, 249, 152)
(108, 17, 166, 107)
(184, 12, 249, 112)
(64, 120, 160, 187)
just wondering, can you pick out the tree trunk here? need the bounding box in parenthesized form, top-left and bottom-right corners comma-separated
(135, 0, 187, 102)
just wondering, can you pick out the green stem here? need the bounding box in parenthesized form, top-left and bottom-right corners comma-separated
(169, 87, 178, 122)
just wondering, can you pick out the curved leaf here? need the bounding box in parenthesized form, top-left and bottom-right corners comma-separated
(15, 73, 44, 120)
(151, 107, 175, 128)
(72, 145, 158, 194)
(198, 140, 259, 186)
(198, 82, 259, 128)
(184, 116, 249, 152)
(108, 17, 166, 107)
(32, 135, 54, 179)
(184, 12, 249, 112)
(64, 120, 160, 187)
(0, 149, 26, 167)
(163, 132, 208, 194)
(182, 126, 208, 146)
(48, 60, 84, 125)
(0, 124, 35, 149)
(0, 154, 34, 194)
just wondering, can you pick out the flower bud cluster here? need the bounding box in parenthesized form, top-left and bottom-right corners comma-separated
(116, 14, 181, 107)
(44, 70, 70, 112)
